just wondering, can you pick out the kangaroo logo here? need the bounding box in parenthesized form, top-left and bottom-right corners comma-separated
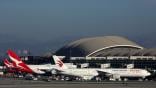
(4, 59, 12, 68)
(7, 50, 33, 73)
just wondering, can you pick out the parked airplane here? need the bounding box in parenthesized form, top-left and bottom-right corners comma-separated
(53, 55, 151, 81)
(53, 55, 99, 80)
(96, 67, 151, 81)
(7, 49, 74, 76)
(7, 49, 56, 75)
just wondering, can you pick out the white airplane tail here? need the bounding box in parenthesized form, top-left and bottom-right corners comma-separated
(53, 55, 68, 70)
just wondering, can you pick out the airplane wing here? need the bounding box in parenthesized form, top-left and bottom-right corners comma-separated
(96, 69, 121, 80)
(96, 70, 112, 77)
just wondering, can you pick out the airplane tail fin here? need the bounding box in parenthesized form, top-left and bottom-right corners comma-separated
(7, 49, 33, 73)
(53, 55, 68, 70)
(4, 59, 14, 68)
(7, 49, 22, 63)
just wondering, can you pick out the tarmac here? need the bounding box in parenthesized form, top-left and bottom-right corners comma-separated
(0, 78, 156, 88)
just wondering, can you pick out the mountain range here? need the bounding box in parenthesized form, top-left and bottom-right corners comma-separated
(0, 34, 156, 60)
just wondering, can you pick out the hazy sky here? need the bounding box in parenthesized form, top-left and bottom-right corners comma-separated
(0, 0, 156, 54)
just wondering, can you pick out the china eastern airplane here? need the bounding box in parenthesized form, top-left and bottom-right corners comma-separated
(53, 55, 151, 80)
(7, 49, 57, 75)
(53, 55, 99, 80)
(97, 68, 151, 80)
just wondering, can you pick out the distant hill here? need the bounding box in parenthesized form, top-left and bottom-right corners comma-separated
(0, 34, 156, 61)
(0, 34, 75, 60)
(129, 36, 156, 48)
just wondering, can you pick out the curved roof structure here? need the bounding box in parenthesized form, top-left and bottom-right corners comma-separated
(55, 36, 143, 57)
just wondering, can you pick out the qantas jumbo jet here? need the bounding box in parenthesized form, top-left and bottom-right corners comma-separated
(7, 49, 77, 76)
(7, 49, 56, 75)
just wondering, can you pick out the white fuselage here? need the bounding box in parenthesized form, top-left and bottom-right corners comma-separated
(59, 68, 99, 80)
(27, 64, 57, 74)
(28, 64, 99, 80)
(98, 68, 151, 78)
(26, 64, 77, 74)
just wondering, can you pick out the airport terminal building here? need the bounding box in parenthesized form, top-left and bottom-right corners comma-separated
(55, 36, 156, 70)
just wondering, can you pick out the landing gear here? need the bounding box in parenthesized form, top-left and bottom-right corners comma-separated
(51, 69, 57, 75)
(109, 74, 121, 81)
(138, 78, 144, 81)
(95, 76, 101, 81)
(123, 78, 128, 81)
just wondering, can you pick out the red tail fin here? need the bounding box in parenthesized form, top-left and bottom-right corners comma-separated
(4, 59, 14, 68)
(7, 49, 33, 73)
(7, 49, 21, 62)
